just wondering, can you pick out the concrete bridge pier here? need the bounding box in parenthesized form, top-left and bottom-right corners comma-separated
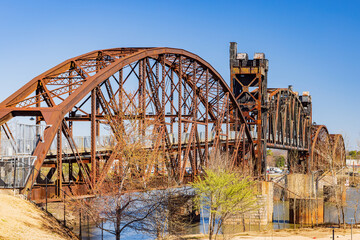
(226, 181, 274, 226)
(287, 174, 324, 225)
(289, 197, 324, 225)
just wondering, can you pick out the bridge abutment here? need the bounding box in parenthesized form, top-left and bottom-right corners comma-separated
(285, 173, 346, 225)
(226, 181, 274, 226)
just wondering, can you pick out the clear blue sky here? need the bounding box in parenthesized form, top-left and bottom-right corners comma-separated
(0, 0, 359, 148)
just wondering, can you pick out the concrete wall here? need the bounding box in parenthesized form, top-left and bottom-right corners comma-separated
(225, 181, 274, 225)
(289, 198, 324, 224)
(287, 173, 315, 198)
(287, 174, 326, 224)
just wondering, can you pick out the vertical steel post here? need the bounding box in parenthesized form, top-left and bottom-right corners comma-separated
(68, 68, 73, 136)
(119, 69, 123, 112)
(226, 98, 229, 160)
(57, 128, 62, 197)
(35, 87, 41, 137)
(256, 73, 263, 177)
(155, 59, 160, 174)
(91, 89, 97, 186)
(192, 61, 197, 177)
(205, 69, 209, 166)
(216, 77, 220, 152)
(45, 176, 48, 212)
(29, 165, 34, 201)
(161, 55, 166, 175)
(63, 194, 66, 226)
(138, 60, 143, 135)
(177, 56, 182, 179)
(142, 58, 146, 136)
(13, 157, 16, 191)
(170, 69, 174, 133)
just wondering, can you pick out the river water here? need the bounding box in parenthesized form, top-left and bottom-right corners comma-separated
(73, 187, 360, 239)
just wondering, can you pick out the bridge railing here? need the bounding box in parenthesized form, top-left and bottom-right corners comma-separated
(44, 130, 244, 154)
(0, 129, 247, 159)
(47, 135, 117, 155)
(0, 137, 40, 156)
(0, 155, 37, 189)
(0, 129, 244, 189)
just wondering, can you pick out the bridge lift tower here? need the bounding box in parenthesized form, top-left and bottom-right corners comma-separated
(230, 42, 268, 176)
(230, 42, 313, 177)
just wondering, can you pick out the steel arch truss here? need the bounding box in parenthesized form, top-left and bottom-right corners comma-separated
(329, 134, 346, 169)
(266, 88, 311, 151)
(311, 125, 332, 172)
(0, 48, 254, 193)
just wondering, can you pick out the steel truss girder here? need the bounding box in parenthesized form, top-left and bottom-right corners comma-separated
(311, 125, 331, 172)
(0, 47, 254, 194)
(311, 125, 345, 172)
(329, 134, 346, 169)
(266, 88, 311, 152)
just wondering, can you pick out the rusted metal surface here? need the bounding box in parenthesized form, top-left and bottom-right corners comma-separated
(311, 125, 332, 172)
(230, 42, 269, 177)
(330, 134, 346, 169)
(0, 44, 346, 197)
(0, 47, 254, 195)
(230, 42, 342, 177)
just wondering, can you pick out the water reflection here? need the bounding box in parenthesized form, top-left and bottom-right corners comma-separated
(73, 187, 360, 239)
(73, 221, 152, 240)
(324, 187, 360, 224)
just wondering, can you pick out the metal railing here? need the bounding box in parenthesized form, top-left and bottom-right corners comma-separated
(45, 131, 243, 154)
(0, 155, 37, 188)
(0, 130, 244, 190)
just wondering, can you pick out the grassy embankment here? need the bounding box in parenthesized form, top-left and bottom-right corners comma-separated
(0, 191, 77, 240)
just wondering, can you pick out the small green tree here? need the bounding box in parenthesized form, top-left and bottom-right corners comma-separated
(349, 150, 358, 159)
(275, 155, 285, 168)
(266, 149, 273, 156)
(192, 169, 258, 240)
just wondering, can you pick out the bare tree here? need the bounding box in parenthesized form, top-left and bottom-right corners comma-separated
(76, 94, 171, 240)
(70, 92, 199, 240)
(139, 187, 195, 239)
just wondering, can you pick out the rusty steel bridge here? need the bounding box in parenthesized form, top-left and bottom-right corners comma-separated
(0, 43, 345, 200)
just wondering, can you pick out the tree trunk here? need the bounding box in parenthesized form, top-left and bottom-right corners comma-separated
(242, 213, 245, 232)
(336, 205, 341, 227)
(116, 206, 121, 240)
(341, 206, 346, 229)
(209, 212, 215, 240)
(208, 215, 212, 240)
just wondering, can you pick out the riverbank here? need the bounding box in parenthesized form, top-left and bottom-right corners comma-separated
(0, 190, 77, 240)
(180, 227, 360, 239)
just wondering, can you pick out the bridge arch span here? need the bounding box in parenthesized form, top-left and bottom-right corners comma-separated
(0, 47, 254, 192)
(330, 134, 346, 169)
(311, 125, 331, 172)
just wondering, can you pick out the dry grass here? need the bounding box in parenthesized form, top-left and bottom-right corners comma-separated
(179, 227, 360, 240)
(0, 192, 75, 240)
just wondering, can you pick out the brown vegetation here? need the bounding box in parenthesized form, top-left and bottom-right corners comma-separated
(0, 191, 76, 240)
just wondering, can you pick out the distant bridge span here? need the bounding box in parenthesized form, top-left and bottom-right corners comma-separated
(0, 44, 345, 198)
